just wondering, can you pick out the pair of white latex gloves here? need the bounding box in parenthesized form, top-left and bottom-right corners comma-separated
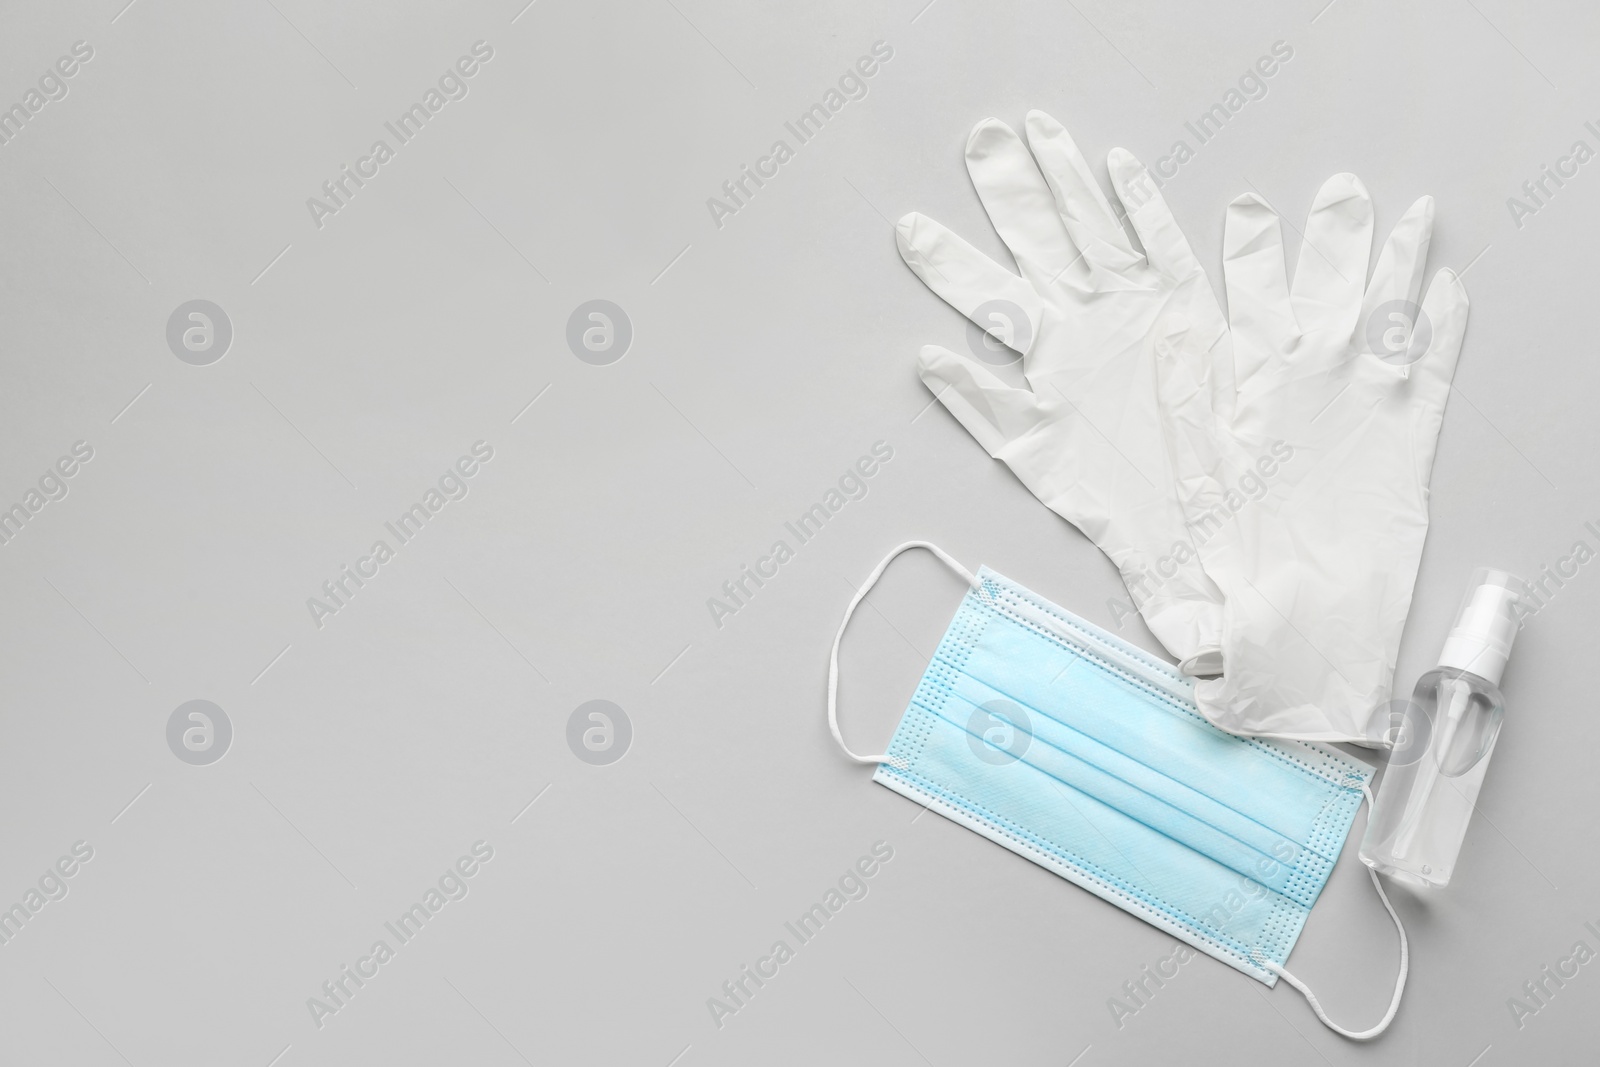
(897, 111, 1468, 744)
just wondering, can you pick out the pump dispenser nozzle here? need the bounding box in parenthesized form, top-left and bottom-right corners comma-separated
(1436, 569, 1522, 686)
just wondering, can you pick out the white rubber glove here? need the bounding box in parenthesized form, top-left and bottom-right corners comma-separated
(1156, 175, 1469, 743)
(896, 111, 1225, 673)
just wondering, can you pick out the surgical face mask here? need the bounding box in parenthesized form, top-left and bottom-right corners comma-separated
(828, 542, 1408, 1039)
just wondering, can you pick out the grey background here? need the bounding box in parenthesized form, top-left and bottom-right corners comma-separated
(0, 0, 1593, 1063)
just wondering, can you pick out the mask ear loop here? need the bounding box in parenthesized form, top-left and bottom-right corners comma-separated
(1252, 783, 1409, 1040)
(827, 540, 982, 766)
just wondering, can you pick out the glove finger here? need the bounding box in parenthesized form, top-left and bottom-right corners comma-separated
(1290, 173, 1373, 338)
(1224, 192, 1296, 386)
(1154, 319, 1231, 531)
(965, 118, 1081, 284)
(916, 344, 1048, 457)
(1409, 267, 1469, 406)
(1356, 196, 1435, 364)
(1404, 268, 1468, 490)
(1023, 110, 1143, 277)
(897, 212, 1044, 358)
(1106, 147, 1203, 282)
(1107, 146, 1233, 413)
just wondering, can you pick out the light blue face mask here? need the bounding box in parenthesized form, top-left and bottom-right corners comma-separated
(828, 543, 1408, 1039)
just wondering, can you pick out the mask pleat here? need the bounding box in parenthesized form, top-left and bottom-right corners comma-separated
(880, 704, 1313, 968)
(874, 568, 1370, 980)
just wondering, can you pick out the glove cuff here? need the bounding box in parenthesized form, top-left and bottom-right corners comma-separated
(1137, 596, 1223, 677)
(1179, 648, 1223, 677)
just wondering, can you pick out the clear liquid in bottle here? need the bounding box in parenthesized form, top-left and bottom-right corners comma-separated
(1360, 668, 1504, 887)
(1359, 569, 1521, 889)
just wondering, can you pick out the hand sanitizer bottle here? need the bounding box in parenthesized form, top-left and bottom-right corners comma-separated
(1360, 568, 1523, 888)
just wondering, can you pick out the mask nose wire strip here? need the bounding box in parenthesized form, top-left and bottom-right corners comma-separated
(1253, 783, 1409, 1040)
(828, 540, 982, 766)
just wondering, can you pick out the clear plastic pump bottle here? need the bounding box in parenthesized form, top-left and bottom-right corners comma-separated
(1360, 568, 1522, 888)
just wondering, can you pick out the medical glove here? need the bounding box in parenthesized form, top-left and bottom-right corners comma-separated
(1157, 175, 1469, 742)
(896, 111, 1226, 673)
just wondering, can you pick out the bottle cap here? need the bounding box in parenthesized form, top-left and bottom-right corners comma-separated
(1436, 567, 1523, 687)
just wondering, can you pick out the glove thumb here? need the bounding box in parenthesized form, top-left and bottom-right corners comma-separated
(916, 344, 1049, 458)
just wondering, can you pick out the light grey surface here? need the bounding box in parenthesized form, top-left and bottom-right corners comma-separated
(0, 0, 1594, 1063)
